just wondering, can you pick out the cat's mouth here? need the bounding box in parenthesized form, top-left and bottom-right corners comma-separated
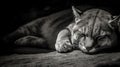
(79, 45, 99, 54)
(79, 45, 112, 54)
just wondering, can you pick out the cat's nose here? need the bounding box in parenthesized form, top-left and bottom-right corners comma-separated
(84, 37, 94, 51)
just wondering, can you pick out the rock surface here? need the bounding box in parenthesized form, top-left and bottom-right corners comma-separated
(0, 50, 120, 67)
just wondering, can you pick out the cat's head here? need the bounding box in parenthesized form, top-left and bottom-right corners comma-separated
(71, 6, 119, 54)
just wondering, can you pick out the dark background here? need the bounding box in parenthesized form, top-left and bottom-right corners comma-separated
(1, 0, 120, 38)
(1, 0, 120, 54)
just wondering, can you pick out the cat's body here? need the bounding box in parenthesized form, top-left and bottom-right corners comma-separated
(4, 9, 74, 49)
(4, 6, 120, 54)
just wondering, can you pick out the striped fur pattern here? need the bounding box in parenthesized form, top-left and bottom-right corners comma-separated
(55, 7, 119, 54)
(4, 6, 120, 54)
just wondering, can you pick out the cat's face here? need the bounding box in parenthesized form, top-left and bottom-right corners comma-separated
(72, 7, 118, 54)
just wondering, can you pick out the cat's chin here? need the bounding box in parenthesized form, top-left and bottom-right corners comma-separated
(87, 48, 98, 54)
(79, 45, 96, 54)
(81, 48, 99, 54)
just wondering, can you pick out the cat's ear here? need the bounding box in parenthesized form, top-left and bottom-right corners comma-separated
(108, 15, 120, 31)
(72, 6, 82, 23)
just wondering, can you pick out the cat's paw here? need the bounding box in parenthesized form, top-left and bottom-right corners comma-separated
(55, 40, 73, 53)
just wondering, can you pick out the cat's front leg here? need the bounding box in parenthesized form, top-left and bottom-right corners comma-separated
(15, 36, 48, 48)
(55, 29, 73, 53)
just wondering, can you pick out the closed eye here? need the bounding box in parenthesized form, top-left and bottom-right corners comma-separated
(79, 34, 86, 37)
(96, 35, 109, 40)
(97, 36, 105, 40)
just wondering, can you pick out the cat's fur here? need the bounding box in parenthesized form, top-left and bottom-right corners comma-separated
(4, 6, 120, 54)
(55, 7, 120, 54)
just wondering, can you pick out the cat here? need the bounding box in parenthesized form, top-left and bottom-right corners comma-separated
(3, 6, 120, 54)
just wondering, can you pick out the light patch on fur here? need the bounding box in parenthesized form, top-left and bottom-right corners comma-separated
(75, 18, 81, 23)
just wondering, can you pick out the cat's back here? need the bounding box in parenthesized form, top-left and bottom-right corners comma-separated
(40, 9, 74, 47)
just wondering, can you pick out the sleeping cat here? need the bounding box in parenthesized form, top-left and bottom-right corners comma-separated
(4, 6, 120, 54)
